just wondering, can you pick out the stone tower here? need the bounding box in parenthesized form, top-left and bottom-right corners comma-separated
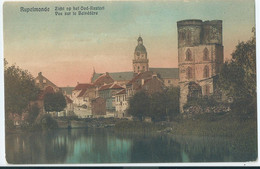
(177, 19, 224, 112)
(133, 36, 149, 73)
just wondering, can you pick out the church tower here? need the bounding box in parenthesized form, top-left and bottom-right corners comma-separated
(177, 19, 223, 112)
(133, 36, 149, 73)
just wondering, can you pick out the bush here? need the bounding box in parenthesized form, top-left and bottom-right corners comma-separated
(39, 114, 58, 129)
(184, 95, 219, 109)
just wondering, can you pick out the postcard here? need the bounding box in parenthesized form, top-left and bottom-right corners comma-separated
(2, 0, 257, 165)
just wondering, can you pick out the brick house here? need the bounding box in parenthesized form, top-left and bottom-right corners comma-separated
(98, 83, 124, 114)
(91, 97, 106, 117)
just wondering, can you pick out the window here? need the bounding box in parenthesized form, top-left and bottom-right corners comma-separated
(143, 66, 145, 70)
(186, 49, 192, 61)
(35, 79, 39, 84)
(168, 80, 171, 84)
(204, 65, 209, 78)
(187, 67, 193, 79)
(203, 48, 209, 61)
(43, 79, 46, 83)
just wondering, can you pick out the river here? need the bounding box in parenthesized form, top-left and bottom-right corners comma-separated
(5, 128, 257, 164)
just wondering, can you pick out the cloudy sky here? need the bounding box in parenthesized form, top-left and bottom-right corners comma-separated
(3, 0, 255, 87)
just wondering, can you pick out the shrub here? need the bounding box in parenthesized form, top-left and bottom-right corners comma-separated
(39, 114, 58, 129)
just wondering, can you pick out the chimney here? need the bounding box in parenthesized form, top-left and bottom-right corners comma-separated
(38, 72, 42, 76)
(141, 79, 144, 85)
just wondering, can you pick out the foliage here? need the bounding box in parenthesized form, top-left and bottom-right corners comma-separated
(4, 59, 40, 116)
(150, 87, 180, 122)
(128, 87, 180, 122)
(218, 28, 256, 114)
(128, 91, 150, 121)
(27, 104, 40, 124)
(44, 92, 67, 113)
(39, 114, 58, 129)
(164, 87, 180, 120)
(150, 92, 168, 122)
(184, 95, 219, 109)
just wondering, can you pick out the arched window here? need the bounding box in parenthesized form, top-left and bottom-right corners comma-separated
(186, 67, 193, 79)
(143, 66, 145, 70)
(204, 65, 209, 78)
(138, 66, 140, 71)
(186, 49, 192, 61)
(203, 48, 209, 61)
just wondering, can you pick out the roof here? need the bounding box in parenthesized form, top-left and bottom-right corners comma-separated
(138, 36, 143, 42)
(92, 71, 134, 82)
(61, 87, 74, 95)
(115, 89, 126, 95)
(93, 73, 114, 86)
(99, 83, 124, 91)
(150, 68, 179, 79)
(126, 71, 154, 86)
(74, 83, 93, 90)
(135, 44, 147, 53)
(34, 72, 59, 90)
(77, 89, 87, 97)
(65, 96, 73, 103)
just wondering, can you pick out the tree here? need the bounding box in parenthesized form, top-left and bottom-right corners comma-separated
(4, 59, 40, 116)
(44, 92, 67, 113)
(127, 91, 150, 121)
(150, 92, 168, 122)
(165, 87, 180, 120)
(150, 87, 180, 122)
(218, 28, 256, 114)
(27, 104, 40, 124)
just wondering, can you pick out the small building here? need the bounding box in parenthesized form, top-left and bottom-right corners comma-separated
(34, 72, 60, 92)
(71, 83, 94, 118)
(115, 89, 128, 118)
(98, 83, 124, 114)
(91, 97, 106, 117)
(138, 74, 166, 95)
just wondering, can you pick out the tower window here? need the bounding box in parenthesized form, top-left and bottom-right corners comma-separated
(204, 65, 209, 78)
(187, 67, 193, 79)
(203, 48, 209, 61)
(143, 66, 145, 70)
(186, 49, 192, 61)
(138, 66, 140, 70)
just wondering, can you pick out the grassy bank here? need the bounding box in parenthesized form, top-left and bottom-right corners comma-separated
(115, 112, 257, 139)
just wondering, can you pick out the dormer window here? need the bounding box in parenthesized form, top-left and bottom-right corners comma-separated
(43, 79, 46, 83)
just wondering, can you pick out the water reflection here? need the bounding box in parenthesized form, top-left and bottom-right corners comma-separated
(5, 129, 257, 164)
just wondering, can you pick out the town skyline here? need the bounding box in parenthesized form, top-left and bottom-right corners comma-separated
(4, 0, 255, 86)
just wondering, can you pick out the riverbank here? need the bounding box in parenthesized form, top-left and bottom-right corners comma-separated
(115, 112, 257, 139)
(7, 112, 257, 140)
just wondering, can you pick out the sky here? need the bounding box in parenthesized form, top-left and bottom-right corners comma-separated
(3, 0, 255, 87)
